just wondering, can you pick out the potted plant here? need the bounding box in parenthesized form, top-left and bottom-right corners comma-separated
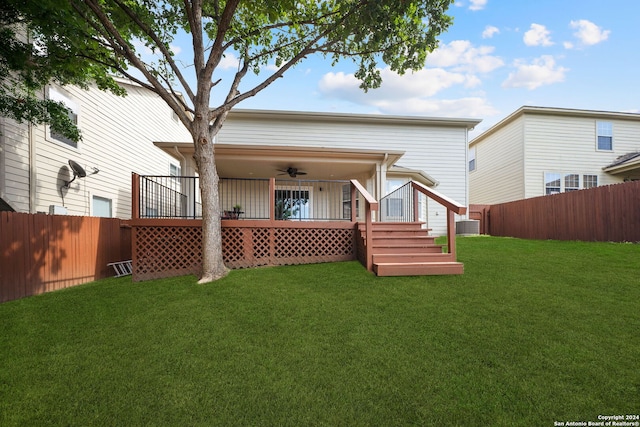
(232, 204, 242, 219)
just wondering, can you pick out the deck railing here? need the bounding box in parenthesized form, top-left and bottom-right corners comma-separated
(379, 181, 427, 222)
(134, 174, 201, 219)
(132, 174, 364, 222)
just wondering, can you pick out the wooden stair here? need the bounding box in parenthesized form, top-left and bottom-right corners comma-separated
(359, 222, 463, 276)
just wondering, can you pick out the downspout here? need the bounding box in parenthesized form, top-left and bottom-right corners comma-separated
(173, 146, 193, 217)
(464, 130, 469, 220)
(29, 118, 36, 213)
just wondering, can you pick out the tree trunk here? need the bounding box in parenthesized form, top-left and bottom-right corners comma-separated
(193, 119, 229, 284)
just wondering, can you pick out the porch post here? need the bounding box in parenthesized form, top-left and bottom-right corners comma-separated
(447, 208, 456, 255)
(269, 177, 276, 221)
(131, 173, 140, 219)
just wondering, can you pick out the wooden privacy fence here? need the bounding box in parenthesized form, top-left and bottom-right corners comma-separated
(488, 181, 640, 242)
(1, 212, 132, 303)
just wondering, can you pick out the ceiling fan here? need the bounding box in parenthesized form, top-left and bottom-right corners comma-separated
(277, 167, 307, 178)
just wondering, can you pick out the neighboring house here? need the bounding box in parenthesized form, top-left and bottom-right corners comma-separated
(0, 78, 192, 218)
(155, 109, 480, 235)
(469, 106, 640, 205)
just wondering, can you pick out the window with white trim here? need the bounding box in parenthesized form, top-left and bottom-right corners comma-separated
(583, 175, 598, 189)
(92, 196, 112, 217)
(564, 174, 579, 192)
(545, 172, 599, 195)
(469, 147, 476, 172)
(170, 163, 181, 178)
(596, 121, 613, 151)
(48, 88, 79, 148)
(545, 173, 561, 195)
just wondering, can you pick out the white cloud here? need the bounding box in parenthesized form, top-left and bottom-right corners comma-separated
(427, 40, 504, 74)
(502, 55, 568, 90)
(523, 23, 554, 47)
(469, 0, 488, 11)
(569, 19, 610, 46)
(219, 53, 240, 70)
(317, 68, 497, 118)
(319, 68, 467, 100)
(482, 25, 500, 39)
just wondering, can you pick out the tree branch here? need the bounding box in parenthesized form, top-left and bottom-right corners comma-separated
(111, 0, 195, 103)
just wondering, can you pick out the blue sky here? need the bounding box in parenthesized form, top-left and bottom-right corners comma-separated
(162, 0, 639, 137)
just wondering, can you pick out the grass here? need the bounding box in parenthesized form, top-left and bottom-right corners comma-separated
(0, 236, 638, 426)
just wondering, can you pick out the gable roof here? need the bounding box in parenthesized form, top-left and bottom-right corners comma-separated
(470, 106, 640, 147)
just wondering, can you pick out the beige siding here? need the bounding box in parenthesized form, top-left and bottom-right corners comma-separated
(219, 115, 470, 235)
(523, 114, 634, 198)
(5, 81, 191, 218)
(0, 118, 31, 212)
(469, 117, 525, 204)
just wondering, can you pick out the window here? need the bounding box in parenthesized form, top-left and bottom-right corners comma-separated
(564, 174, 579, 192)
(342, 184, 359, 219)
(545, 173, 561, 195)
(597, 121, 613, 151)
(92, 196, 112, 217)
(170, 163, 181, 178)
(385, 179, 405, 218)
(583, 175, 598, 189)
(545, 172, 599, 194)
(469, 147, 476, 172)
(48, 88, 79, 148)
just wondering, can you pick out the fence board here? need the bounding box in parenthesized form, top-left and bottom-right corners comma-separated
(1, 212, 132, 303)
(487, 181, 640, 242)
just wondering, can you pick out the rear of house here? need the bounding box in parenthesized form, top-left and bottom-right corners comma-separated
(469, 106, 640, 205)
(159, 109, 480, 236)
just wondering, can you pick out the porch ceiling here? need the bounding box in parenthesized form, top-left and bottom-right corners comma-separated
(155, 142, 404, 180)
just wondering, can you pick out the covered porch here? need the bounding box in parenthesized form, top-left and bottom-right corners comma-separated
(130, 173, 466, 281)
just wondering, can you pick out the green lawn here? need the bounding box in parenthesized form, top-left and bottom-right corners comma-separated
(1, 237, 638, 426)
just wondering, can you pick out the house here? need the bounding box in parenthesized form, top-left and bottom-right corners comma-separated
(155, 109, 481, 236)
(469, 106, 640, 205)
(2, 77, 480, 277)
(0, 77, 193, 218)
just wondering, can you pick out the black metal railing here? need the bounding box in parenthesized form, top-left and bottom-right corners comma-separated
(379, 181, 423, 222)
(138, 175, 201, 219)
(137, 175, 362, 221)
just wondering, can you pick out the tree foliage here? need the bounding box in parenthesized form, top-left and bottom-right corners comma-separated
(0, 1, 124, 141)
(4, 0, 454, 282)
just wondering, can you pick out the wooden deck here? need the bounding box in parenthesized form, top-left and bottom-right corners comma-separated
(358, 222, 463, 277)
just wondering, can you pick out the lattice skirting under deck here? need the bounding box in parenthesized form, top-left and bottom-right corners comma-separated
(133, 224, 356, 281)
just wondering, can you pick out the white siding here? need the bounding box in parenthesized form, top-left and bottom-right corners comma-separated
(523, 114, 635, 198)
(469, 117, 525, 204)
(3, 81, 192, 218)
(219, 114, 470, 235)
(0, 118, 31, 212)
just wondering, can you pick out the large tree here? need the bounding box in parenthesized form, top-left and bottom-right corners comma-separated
(7, 0, 453, 283)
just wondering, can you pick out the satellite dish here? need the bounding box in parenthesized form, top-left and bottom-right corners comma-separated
(69, 160, 87, 178)
(64, 160, 87, 187)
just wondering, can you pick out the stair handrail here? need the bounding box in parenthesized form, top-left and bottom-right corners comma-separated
(410, 181, 467, 259)
(350, 179, 378, 271)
